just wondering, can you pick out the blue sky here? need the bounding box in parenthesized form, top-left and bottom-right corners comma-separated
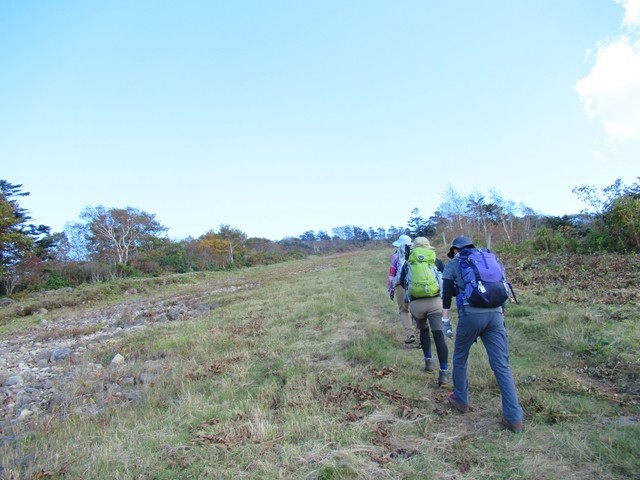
(1, 0, 639, 241)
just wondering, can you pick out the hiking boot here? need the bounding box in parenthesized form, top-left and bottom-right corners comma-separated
(501, 417, 524, 433)
(404, 335, 416, 344)
(424, 358, 434, 372)
(448, 392, 469, 414)
(438, 369, 450, 387)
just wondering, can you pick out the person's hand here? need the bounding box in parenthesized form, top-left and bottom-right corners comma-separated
(442, 318, 454, 339)
(389, 288, 395, 300)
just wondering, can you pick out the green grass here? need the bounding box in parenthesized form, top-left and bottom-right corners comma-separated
(1, 249, 639, 479)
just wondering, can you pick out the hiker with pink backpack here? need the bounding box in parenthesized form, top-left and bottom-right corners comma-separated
(387, 234, 419, 345)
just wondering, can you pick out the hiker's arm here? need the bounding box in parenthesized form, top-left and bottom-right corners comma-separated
(441, 278, 455, 338)
(441, 278, 455, 310)
(388, 254, 398, 294)
(389, 256, 397, 278)
(398, 263, 408, 288)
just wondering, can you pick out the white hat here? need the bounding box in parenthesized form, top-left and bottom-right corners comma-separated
(392, 234, 412, 247)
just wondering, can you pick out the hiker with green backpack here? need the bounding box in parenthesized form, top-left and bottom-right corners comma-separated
(398, 236, 450, 387)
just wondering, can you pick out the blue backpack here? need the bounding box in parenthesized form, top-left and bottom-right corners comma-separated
(457, 248, 516, 308)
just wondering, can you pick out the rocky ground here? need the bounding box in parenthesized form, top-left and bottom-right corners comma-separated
(0, 280, 260, 439)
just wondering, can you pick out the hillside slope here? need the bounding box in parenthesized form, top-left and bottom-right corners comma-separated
(1, 249, 638, 479)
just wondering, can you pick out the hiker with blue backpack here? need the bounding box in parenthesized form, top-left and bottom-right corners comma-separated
(441, 236, 525, 433)
(398, 237, 450, 387)
(388, 234, 419, 344)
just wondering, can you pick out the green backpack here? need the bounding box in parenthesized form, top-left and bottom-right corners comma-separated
(407, 247, 441, 299)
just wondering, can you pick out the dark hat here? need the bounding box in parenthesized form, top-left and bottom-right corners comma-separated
(447, 236, 474, 259)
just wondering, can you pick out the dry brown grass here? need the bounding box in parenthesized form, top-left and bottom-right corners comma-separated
(0, 249, 638, 479)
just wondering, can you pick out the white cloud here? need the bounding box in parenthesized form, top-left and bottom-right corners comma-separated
(576, 1, 640, 141)
(616, 0, 640, 28)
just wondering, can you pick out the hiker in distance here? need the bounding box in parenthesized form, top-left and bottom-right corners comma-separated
(398, 237, 450, 387)
(441, 235, 525, 433)
(387, 234, 418, 344)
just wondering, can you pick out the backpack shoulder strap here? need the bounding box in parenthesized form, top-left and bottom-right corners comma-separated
(456, 247, 475, 263)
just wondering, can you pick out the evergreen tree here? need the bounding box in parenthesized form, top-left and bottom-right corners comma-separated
(407, 208, 433, 237)
(0, 180, 55, 294)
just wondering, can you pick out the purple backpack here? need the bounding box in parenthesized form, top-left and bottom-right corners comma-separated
(457, 248, 515, 308)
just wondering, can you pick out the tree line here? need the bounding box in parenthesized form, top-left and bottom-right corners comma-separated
(1, 178, 639, 296)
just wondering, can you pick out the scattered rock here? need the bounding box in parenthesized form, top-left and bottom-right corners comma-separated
(111, 354, 125, 365)
(618, 416, 638, 427)
(50, 348, 71, 362)
(3, 375, 22, 387)
(19, 409, 33, 420)
(34, 350, 52, 362)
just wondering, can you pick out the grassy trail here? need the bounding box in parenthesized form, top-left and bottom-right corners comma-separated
(1, 249, 638, 479)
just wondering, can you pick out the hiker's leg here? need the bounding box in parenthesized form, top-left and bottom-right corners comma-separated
(410, 301, 432, 359)
(480, 312, 524, 423)
(425, 298, 448, 370)
(452, 312, 484, 405)
(419, 327, 431, 357)
(431, 330, 448, 369)
(395, 285, 414, 338)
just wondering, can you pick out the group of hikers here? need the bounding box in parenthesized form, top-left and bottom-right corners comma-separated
(387, 234, 525, 433)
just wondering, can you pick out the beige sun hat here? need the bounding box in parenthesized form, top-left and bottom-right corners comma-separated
(412, 236, 434, 248)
